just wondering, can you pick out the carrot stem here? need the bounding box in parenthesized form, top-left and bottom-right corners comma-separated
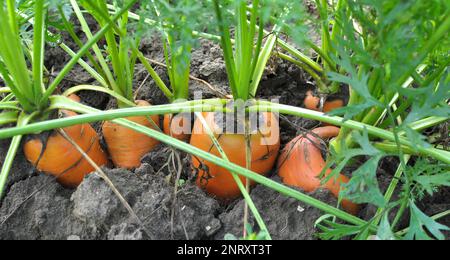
(41, 0, 139, 106)
(1, 98, 448, 164)
(243, 115, 252, 238)
(0, 112, 36, 198)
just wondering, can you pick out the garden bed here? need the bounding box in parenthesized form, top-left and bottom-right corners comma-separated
(0, 0, 449, 241)
(0, 36, 448, 240)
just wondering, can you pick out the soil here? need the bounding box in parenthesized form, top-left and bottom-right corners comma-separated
(214, 178, 339, 240)
(0, 22, 448, 240)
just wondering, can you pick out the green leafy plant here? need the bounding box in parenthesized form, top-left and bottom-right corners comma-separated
(0, 0, 448, 241)
(62, 0, 161, 105)
(1, 93, 446, 238)
(314, 0, 450, 240)
(0, 0, 139, 196)
(59, 0, 179, 169)
(145, 0, 203, 102)
(404, 201, 449, 240)
(139, 0, 208, 141)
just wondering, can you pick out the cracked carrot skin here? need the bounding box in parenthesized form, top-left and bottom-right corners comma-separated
(190, 112, 280, 200)
(24, 96, 108, 188)
(102, 100, 160, 169)
(277, 126, 359, 215)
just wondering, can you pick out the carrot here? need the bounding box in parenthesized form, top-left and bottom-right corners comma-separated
(310, 126, 341, 139)
(24, 96, 108, 188)
(324, 173, 360, 215)
(323, 99, 344, 113)
(190, 112, 280, 200)
(304, 91, 345, 127)
(67, 94, 81, 103)
(322, 99, 344, 126)
(102, 100, 160, 169)
(304, 90, 320, 111)
(277, 126, 359, 214)
(304, 90, 344, 113)
(163, 113, 191, 142)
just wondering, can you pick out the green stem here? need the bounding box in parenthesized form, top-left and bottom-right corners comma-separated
(0, 102, 21, 110)
(63, 85, 135, 107)
(330, 0, 345, 43)
(0, 87, 11, 93)
(0, 93, 14, 103)
(213, 0, 239, 98)
(316, 0, 331, 71)
(82, 0, 126, 98)
(6, 0, 18, 35)
(249, 26, 277, 97)
(120, 5, 323, 80)
(277, 40, 324, 74)
(244, 115, 252, 237)
(40, 0, 138, 106)
(58, 43, 109, 88)
(306, 40, 336, 71)
(134, 50, 174, 100)
(0, 5, 34, 112)
(57, 5, 106, 82)
(1, 98, 448, 165)
(195, 112, 271, 240)
(0, 111, 18, 126)
(373, 155, 410, 226)
(391, 198, 409, 230)
(69, 0, 120, 96)
(277, 52, 327, 91)
(0, 112, 35, 198)
(406, 116, 449, 133)
(19, 9, 109, 90)
(32, 0, 46, 106)
(70, 104, 372, 229)
(78, 0, 173, 103)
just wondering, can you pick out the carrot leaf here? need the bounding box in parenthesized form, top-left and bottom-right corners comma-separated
(315, 216, 369, 240)
(376, 213, 396, 240)
(404, 201, 449, 240)
(341, 155, 386, 208)
(408, 158, 450, 198)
